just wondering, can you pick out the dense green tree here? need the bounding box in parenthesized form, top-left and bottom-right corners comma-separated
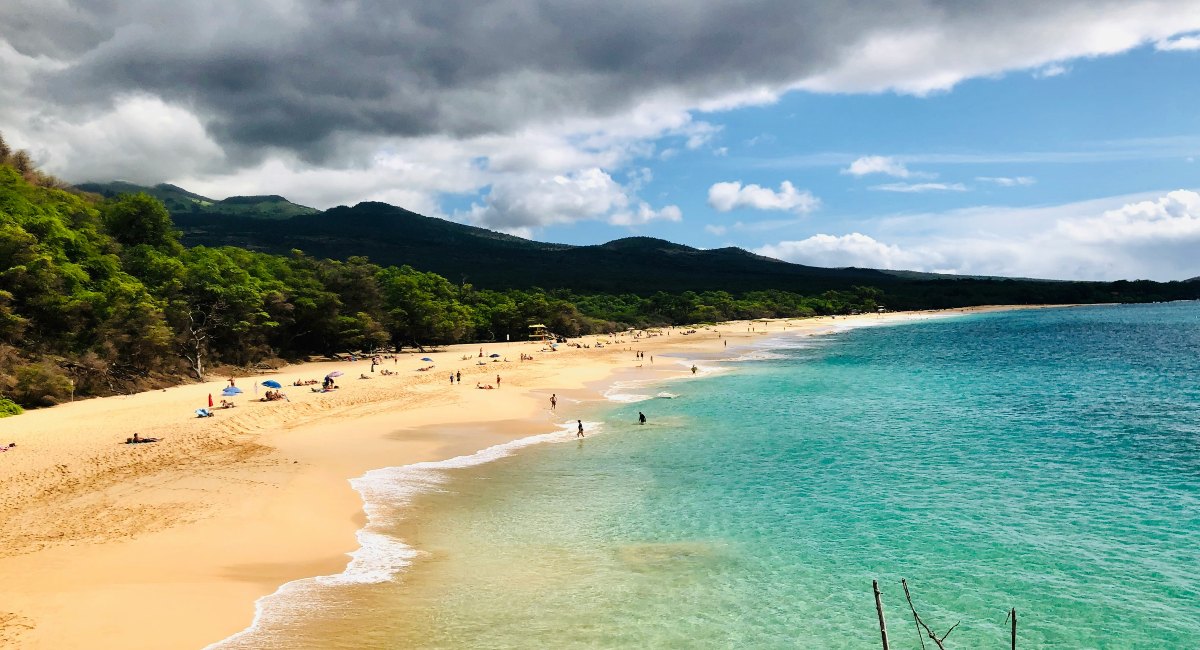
(101, 192, 182, 252)
(379, 266, 474, 345)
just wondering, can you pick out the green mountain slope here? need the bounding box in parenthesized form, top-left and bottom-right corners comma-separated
(170, 201, 894, 294)
(76, 182, 317, 219)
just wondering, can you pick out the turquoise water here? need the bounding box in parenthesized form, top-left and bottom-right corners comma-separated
(219, 304, 1200, 648)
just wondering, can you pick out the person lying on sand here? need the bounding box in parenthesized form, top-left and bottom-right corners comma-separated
(126, 433, 161, 444)
(0, 442, 15, 452)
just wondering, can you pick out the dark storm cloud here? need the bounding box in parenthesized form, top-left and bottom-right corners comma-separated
(3, 0, 1191, 162)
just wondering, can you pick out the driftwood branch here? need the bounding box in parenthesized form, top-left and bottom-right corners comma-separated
(872, 580, 890, 650)
(901, 579, 959, 650)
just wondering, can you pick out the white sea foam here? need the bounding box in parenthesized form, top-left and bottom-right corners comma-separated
(675, 359, 726, 377)
(656, 392, 679, 399)
(206, 420, 597, 649)
(604, 377, 668, 403)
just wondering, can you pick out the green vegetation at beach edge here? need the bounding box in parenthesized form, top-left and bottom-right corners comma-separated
(1, 134, 1197, 409)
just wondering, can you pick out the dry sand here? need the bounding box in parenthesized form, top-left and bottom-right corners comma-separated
(0, 307, 1042, 648)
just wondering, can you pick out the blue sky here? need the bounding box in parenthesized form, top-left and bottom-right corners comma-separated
(529, 44, 1200, 280)
(4, 1, 1199, 281)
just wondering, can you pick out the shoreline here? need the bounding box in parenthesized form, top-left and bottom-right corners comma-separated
(0, 305, 1072, 648)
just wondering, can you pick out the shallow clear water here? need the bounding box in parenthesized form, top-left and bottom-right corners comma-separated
(218, 303, 1200, 649)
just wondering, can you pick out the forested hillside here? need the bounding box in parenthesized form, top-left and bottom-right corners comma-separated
(2, 131, 1198, 412)
(0, 140, 889, 411)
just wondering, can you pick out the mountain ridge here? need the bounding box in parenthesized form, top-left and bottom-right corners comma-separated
(76, 181, 318, 220)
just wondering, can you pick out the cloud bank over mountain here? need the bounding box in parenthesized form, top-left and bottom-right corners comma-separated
(2, 1, 1198, 278)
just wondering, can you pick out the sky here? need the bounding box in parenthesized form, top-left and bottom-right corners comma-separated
(3, 1, 1200, 281)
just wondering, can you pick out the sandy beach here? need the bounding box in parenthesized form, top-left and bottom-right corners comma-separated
(0, 307, 1035, 649)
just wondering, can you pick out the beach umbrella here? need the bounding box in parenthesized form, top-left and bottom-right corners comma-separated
(489, 353, 501, 358)
(222, 386, 242, 396)
(262, 379, 282, 389)
(208, 393, 213, 407)
(327, 371, 344, 378)
(420, 357, 433, 362)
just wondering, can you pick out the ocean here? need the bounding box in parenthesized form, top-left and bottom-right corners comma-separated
(213, 303, 1200, 649)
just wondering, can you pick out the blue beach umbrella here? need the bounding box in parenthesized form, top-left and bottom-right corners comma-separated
(420, 357, 433, 362)
(261, 380, 282, 389)
(222, 386, 242, 396)
(489, 353, 501, 358)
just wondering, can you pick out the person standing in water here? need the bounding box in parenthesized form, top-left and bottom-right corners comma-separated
(577, 420, 585, 438)
(550, 394, 557, 410)
(691, 364, 698, 374)
(638, 412, 646, 425)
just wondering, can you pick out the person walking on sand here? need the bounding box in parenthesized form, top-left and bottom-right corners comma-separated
(450, 373, 454, 384)
(550, 394, 557, 410)
(638, 411, 646, 425)
(496, 374, 501, 388)
(456, 370, 461, 383)
(577, 420, 585, 438)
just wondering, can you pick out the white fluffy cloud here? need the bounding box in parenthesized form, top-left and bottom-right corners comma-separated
(796, 3, 1200, 95)
(1057, 190, 1200, 244)
(1155, 33, 1200, 50)
(1033, 63, 1071, 79)
(870, 182, 967, 193)
(976, 176, 1036, 186)
(757, 233, 931, 270)
(459, 167, 680, 237)
(842, 155, 922, 178)
(610, 203, 683, 227)
(755, 190, 1200, 281)
(708, 181, 819, 214)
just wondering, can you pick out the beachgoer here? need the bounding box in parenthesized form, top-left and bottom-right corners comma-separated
(496, 374, 501, 388)
(229, 377, 235, 387)
(577, 420, 585, 438)
(550, 394, 557, 410)
(638, 412, 646, 425)
(691, 365, 698, 375)
(456, 371, 461, 383)
(450, 374, 454, 384)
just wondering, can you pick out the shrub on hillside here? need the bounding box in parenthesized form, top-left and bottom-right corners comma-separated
(0, 398, 22, 417)
(13, 362, 73, 407)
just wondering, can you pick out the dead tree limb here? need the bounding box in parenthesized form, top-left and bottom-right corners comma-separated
(872, 580, 890, 650)
(901, 579, 959, 650)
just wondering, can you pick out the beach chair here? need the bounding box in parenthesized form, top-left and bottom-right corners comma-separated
(195, 408, 214, 418)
